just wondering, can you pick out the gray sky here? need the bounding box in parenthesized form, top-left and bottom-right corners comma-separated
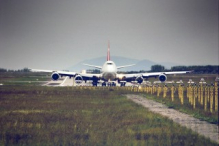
(0, 0, 218, 70)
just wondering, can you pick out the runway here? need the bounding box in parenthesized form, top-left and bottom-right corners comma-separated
(42, 77, 73, 86)
(42, 77, 136, 87)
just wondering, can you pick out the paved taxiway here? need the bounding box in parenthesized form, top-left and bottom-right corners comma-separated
(42, 77, 136, 87)
(42, 77, 72, 86)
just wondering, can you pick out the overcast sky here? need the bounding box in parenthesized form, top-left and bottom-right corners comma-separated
(0, 0, 218, 70)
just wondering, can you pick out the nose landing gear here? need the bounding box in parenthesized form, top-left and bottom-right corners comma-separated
(102, 82, 116, 86)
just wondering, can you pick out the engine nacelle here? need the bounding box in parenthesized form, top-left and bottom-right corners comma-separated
(135, 76, 144, 84)
(117, 75, 126, 80)
(117, 74, 126, 83)
(51, 72, 60, 81)
(159, 74, 167, 82)
(75, 75, 83, 84)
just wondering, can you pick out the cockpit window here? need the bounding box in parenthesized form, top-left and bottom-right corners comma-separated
(107, 63, 113, 65)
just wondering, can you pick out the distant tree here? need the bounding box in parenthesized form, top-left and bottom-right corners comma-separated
(171, 65, 219, 74)
(7, 69, 15, 72)
(0, 68, 7, 72)
(22, 67, 30, 72)
(3, 68, 30, 72)
(87, 69, 100, 74)
(151, 65, 165, 72)
(171, 66, 188, 71)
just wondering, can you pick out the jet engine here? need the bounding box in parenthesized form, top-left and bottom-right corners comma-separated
(159, 74, 167, 82)
(51, 72, 60, 81)
(75, 75, 83, 84)
(117, 74, 126, 83)
(135, 76, 144, 84)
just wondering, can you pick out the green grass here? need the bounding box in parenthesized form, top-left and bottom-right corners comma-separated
(141, 91, 218, 124)
(0, 72, 50, 86)
(0, 86, 217, 145)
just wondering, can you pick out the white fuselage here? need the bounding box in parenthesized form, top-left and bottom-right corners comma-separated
(101, 61, 117, 81)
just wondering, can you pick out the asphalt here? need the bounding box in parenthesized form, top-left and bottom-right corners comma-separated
(42, 77, 135, 87)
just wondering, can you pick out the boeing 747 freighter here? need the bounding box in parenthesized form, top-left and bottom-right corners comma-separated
(31, 42, 190, 86)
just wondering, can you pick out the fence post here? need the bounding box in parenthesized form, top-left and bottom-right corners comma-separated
(193, 84, 197, 109)
(157, 85, 160, 97)
(181, 84, 184, 105)
(201, 84, 204, 105)
(215, 78, 219, 112)
(210, 83, 214, 113)
(199, 78, 206, 106)
(204, 84, 208, 111)
(163, 85, 168, 98)
(204, 85, 208, 111)
(198, 85, 201, 104)
(171, 84, 175, 101)
(190, 85, 193, 105)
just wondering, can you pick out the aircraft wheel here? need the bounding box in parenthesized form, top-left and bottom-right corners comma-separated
(92, 82, 97, 86)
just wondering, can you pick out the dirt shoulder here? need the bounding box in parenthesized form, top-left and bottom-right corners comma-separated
(126, 94, 218, 144)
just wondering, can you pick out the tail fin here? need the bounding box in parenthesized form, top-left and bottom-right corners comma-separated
(107, 40, 110, 61)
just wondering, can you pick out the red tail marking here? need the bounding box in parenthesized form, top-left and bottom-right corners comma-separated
(107, 40, 110, 61)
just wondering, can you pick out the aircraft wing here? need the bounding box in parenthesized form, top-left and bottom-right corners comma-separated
(83, 64, 102, 69)
(117, 64, 135, 69)
(31, 68, 101, 81)
(30, 69, 76, 76)
(141, 71, 192, 78)
(31, 69, 55, 73)
(78, 73, 101, 81)
(121, 71, 191, 82)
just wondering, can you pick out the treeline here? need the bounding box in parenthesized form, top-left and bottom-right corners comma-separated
(123, 65, 218, 74)
(150, 65, 218, 74)
(0, 67, 30, 72)
(170, 65, 218, 74)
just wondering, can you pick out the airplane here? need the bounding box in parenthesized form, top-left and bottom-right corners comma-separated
(31, 42, 191, 86)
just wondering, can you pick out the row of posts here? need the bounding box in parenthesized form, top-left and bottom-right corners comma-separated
(129, 78, 218, 113)
(73, 78, 218, 113)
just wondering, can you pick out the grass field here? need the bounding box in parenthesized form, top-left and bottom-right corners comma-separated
(0, 86, 217, 145)
(141, 92, 218, 124)
(0, 72, 50, 86)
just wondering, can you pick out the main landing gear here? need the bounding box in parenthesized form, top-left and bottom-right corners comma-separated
(102, 82, 106, 86)
(92, 82, 98, 86)
(102, 82, 116, 87)
(92, 81, 118, 87)
(109, 82, 116, 86)
(120, 82, 126, 87)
